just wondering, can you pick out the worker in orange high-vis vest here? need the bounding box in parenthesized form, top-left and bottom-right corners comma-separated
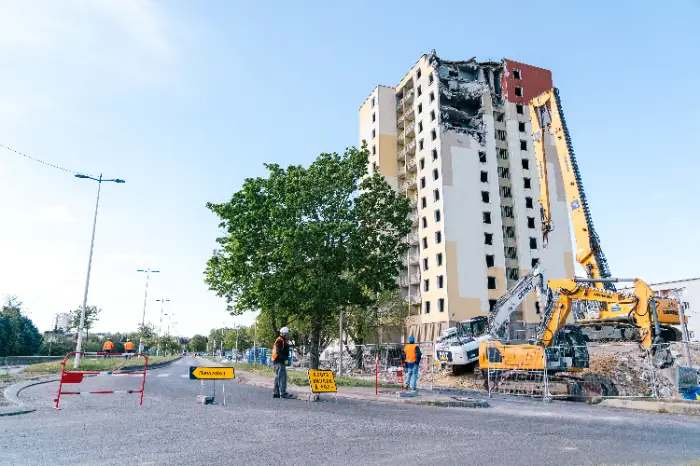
(272, 327, 293, 399)
(102, 338, 115, 359)
(124, 339, 135, 359)
(403, 336, 422, 391)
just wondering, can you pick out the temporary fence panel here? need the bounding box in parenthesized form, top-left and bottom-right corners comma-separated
(54, 351, 149, 410)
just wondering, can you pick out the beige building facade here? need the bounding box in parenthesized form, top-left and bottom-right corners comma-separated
(359, 51, 574, 342)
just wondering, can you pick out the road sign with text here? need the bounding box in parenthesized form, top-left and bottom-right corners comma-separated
(308, 369, 337, 393)
(189, 366, 235, 380)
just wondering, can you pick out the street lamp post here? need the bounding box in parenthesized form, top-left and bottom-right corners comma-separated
(156, 298, 170, 356)
(136, 268, 160, 354)
(74, 173, 125, 369)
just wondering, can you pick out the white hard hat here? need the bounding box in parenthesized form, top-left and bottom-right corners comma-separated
(280, 327, 290, 334)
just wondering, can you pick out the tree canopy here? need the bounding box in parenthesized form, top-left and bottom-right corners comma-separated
(205, 145, 411, 368)
(0, 296, 43, 357)
(68, 305, 101, 340)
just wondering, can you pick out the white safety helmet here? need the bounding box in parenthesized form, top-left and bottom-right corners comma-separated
(280, 327, 290, 335)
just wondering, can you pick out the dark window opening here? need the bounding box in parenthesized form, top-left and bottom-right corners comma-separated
(480, 171, 488, 183)
(434, 210, 441, 222)
(432, 168, 439, 180)
(479, 151, 487, 163)
(531, 258, 539, 268)
(487, 276, 497, 289)
(431, 149, 438, 160)
(529, 237, 537, 249)
(522, 159, 530, 170)
(516, 104, 524, 115)
(436, 253, 443, 265)
(484, 233, 493, 245)
(520, 140, 527, 151)
(515, 86, 523, 97)
(518, 122, 526, 132)
(489, 299, 498, 312)
(481, 191, 490, 203)
(486, 254, 495, 267)
(513, 69, 522, 80)
(433, 189, 440, 201)
(435, 231, 442, 244)
(483, 212, 492, 224)
(438, 298, 445, 313)
(524, 177, 531, 189)
(525, 197, 534, 209)
(527, 217, 536, 229)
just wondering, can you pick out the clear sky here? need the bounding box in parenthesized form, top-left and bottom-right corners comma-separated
(0, 0, 698, 335)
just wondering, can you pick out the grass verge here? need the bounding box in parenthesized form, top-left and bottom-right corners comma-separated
(227, 362, 399, 388)
(24, 355, 179, 374)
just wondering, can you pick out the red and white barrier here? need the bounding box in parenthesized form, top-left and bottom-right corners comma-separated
(54, 351, 148, 410)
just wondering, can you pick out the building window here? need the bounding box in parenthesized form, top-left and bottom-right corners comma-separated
(438, 298, 445, 312)
(483, 212, 492, 224)
(481, 191, 490, 203)
(434, 210, 441, 222)
(507, 268, 520, 280)
(418, 121, 423, 133)
(430, 110, 436, 121)
(524, 177, 531, 189)
(420, 177, 426, 189)
(429, 91, 435, 102)
(484, 233, 493, 245)
(486, 254, 495, 267)
(436, 253, 443, 266)
(526, 197, 534, 209)
(432, 168, 439, 180)
(431, 129, 437, 141)
(371, 97, 375, 108)
(516, 104, 524, 115)
(419, 157, 425, 170)
(435, 231, 442, 244)
(423, 279, 429, 292)
(372, 113, 376, 123)
(487, 276, 497, 289)
(489, 299, 497, 311)
(421, 196, 427, 208)
(535, 301, 541, 314)
(419, 139, 424, 151)
(522, 159, 530, 170)
(422, 237, 428, 249)
(520, 140, 527, 151)
(433, 189, 440, 201)
(423, 258, 429, 270)
(527, 217, 536, 229)
(372, 145, 376, 155)
(422, 217, 427, 228)
(529, 237, 538, 249)
(518, 122, 526, 132)
(532, 258, 539, 268)
(504, 225, 515, 238)
(437, 275, 444, 288)
(496, 129, 506, 141)
(500, 186, 512, 198)
(429, 73, 434, 84)
(481, 171, 488, 183)
(505, 247, 517, 259)
(432, 149, 438, 161)
(418, 103, 423, 114)
(513, 69, 522, 80)
(515, 86, 523, 97)
(495, 112, 505, 122)
(479, 151, 487, 163)
(498, 167, 510, 179)
(425, 301, 431, 314)
(416, 69, 422, 79)
(417, 85, 422, 96)
(372, 129, 376, 139)
(499, 149, 509, 160)
(501, 205, 514, 218)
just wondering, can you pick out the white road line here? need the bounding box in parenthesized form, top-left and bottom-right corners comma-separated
(181, 374, 188, 378)
(156, 373, 170, 378)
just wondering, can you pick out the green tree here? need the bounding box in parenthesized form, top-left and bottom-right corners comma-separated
(205, 145, 411, 368)
(188, 334, 208, 352)
(0, 296, 43, 356)
(223, 326, 253, 353)
(68, 305, 101, 341)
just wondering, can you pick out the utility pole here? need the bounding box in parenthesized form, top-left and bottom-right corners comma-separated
(136, 268, 160, 354)
(156, 298, 170, 356)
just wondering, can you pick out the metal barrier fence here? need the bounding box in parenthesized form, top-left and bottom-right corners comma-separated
(484, 340, 700, 401)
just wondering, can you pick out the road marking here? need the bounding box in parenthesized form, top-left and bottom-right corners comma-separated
(181, 374, 188, 378)
(156, 373, 170, 378)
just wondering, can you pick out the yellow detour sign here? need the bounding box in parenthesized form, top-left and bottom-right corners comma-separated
(189, 366, 235, 380)
(308, 370, 337, 393)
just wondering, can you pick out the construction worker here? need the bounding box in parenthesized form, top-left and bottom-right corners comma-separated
(102, 337, 114, 359)
(124, 339, 135, 359)
(403, 336, 422, 391)
(272, 327, 293, 399)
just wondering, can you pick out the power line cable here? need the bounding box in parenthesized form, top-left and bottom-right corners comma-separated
(0, 142, 81, 175)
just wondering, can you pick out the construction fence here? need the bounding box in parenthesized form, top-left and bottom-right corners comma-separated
(484, 340, 700, 401)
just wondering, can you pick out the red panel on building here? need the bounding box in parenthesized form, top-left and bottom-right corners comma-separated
(501, 59, 553, 104)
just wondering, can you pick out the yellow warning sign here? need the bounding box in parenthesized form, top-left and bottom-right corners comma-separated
(307, 369, 337, 393)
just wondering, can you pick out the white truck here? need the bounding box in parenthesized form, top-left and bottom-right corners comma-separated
(434, 266, 545, 374)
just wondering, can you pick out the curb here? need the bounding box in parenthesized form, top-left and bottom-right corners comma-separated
(236, 373, 489, 409)
(0, 376, 59, 417)
(120, 356, 182, 372)
(600, 398, 700, 416)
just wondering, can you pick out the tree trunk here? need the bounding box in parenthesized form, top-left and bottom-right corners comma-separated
(309, 320, 321, 370)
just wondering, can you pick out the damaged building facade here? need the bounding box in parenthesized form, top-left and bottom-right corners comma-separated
(358, 51, 575, 342)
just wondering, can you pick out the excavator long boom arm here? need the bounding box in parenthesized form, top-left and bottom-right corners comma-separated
(529, 89, 613, 291)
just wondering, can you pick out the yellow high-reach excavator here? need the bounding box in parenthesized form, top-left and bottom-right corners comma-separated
(478, 88, 687, 396)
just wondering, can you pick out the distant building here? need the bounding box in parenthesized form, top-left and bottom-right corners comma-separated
(54, 313, 70, 331)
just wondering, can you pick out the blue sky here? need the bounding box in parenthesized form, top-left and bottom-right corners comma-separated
(0, 0, 698, 334)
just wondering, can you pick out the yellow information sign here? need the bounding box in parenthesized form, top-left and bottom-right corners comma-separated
(189, 366, 235, 380)
(307, 369, 337, 393)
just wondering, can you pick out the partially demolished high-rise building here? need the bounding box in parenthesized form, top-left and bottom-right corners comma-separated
(358, 51, 575, 341)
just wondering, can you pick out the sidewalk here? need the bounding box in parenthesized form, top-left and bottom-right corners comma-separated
(235, 370, 489, 408)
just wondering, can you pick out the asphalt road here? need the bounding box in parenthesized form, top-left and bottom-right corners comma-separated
(1, 356, 700, 466)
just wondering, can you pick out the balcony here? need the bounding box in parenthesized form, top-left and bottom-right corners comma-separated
(408, 212, 419, 226)
(405, 89, 415, 105)
(409, 250, 420, 264)
(409, 294, 422, 305)
(398, 166, 406, 178)
(405, 139, 416, 155)
(405, 121, 415, 138)
(396, 97, 404, 112)
(397, 114, 405, 126)
(399, 178, 416, 193)
(397, 147, 406, 162)
(400, 276, 410, 288)
(409, 272, 421, 285)
(406, 157, 417, 172)
(404, 106, 415, 121)
(404, 232, 419, 245)
(397, 130, 405, 145)
(409, 195, 418, 210)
